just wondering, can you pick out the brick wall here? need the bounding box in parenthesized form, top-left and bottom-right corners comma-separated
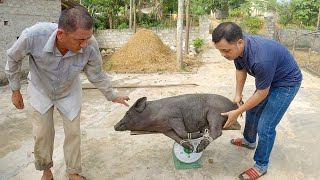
(94, 15, 210, 49)
(277, 29, 320, 52)
(264, 14, 320, 52)
(0, 0, 61, 85)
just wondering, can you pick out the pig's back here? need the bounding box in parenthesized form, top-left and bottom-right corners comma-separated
(157, 94, 235, 111)
(153, 94, 236, 132)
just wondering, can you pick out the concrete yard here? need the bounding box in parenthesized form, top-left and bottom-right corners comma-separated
(0, 48, 319, 180)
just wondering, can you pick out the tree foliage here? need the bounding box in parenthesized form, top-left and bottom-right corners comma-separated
(75, 0, 127, 29)
(189, 0, 245, 14)
(291, 0, 320, 26)
(277, 0, 320, 27)
(74, 0, 319, 29)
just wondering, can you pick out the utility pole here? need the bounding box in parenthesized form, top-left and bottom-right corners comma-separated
(129, 0, 133, 29)
(184, 0, 190, 55)
(133, 0, 137, 33)
(317, 7, 320, 31)
(176, 0, 184, 69)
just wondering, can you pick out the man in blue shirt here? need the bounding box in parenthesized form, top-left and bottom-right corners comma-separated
(212, 22, 302, 179)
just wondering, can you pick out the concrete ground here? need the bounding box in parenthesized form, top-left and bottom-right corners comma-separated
(0, 48, 319, 180)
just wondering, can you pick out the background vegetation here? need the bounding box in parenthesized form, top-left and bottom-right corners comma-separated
(75, 0, 319, 32)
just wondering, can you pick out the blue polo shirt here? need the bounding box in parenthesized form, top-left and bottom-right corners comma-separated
(234, 34, 302, 90)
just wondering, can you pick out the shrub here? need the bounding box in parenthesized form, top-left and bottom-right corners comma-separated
(229, 8, 244, 18)
(240, 16, 264, 34)
(192, 38, 205, 52)
(117, 22, 129, 29)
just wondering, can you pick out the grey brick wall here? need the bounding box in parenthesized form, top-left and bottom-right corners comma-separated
(277, 29, 320, 52)
(0, 0, 61, 85)
(264, 14, 320, 52)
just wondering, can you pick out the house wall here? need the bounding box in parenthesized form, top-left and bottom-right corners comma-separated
(0, 0, 61, 85)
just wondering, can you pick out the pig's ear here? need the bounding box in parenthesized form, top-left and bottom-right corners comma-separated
(133, 97, 147, 112)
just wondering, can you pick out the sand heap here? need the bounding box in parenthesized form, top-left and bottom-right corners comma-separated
(105, 29, 177, 72)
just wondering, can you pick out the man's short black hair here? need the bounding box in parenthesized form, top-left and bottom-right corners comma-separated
(212, 22, 243, 43)
(58, 6, 93, 32)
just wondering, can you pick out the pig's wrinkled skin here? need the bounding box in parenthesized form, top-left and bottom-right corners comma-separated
(114, 94, 241, 153)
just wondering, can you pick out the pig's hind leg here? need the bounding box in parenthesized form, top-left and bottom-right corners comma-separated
(196, 112, 224, 153)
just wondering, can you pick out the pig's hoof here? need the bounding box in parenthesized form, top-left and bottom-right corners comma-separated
(196, 139, 210, 153)
(196, 145, 205, 153)
(180, 140, 194, 152)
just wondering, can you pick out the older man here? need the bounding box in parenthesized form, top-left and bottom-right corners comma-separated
(5, 6, 129, 180)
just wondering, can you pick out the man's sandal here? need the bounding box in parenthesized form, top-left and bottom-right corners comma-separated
(239, 167, 267, 180)
(231, 138, 256, 150)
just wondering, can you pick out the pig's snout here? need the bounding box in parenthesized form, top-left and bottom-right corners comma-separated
(114, 121, 126, 131)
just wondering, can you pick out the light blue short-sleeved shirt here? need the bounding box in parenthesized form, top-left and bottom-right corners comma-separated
(5, 22, 117, 120)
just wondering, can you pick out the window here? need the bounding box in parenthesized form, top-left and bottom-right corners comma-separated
(4, 21, 8, 26)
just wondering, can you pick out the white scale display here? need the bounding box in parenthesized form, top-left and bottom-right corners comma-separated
(173, 138, 203, 163)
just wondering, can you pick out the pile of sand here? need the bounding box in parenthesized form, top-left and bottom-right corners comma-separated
(104, 29, 177, 73)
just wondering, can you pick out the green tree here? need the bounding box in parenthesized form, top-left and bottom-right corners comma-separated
(291, 0, 320, 27)
(76, 0, 127, 29)
(277, 0, 320, 27)
(212, 0, 245, 11)
(277, 1, 294, 26)
(190, 0, 214, 15)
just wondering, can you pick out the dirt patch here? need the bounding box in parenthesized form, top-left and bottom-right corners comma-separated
(103, 28, 201, 73)
(291, 50, 320, 76)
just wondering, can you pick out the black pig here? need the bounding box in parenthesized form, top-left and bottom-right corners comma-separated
(114, 94, 240, 153)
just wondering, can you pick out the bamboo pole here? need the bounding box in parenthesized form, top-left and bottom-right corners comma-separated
(176, 0, 184, 69)
(129, 0, 133, 29)
(317, 7, 320, 31)
(133, 0, 136, 33)
(184, 0, 190, 54)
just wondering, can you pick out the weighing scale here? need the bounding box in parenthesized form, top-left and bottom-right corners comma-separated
(172, 138, 204, 169)
(130, 131, 205, 169)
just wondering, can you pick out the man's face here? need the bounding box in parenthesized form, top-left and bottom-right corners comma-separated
(58, 28, 93, 53)
(214, 38, 244, 60)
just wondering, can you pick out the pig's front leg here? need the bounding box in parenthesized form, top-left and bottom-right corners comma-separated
(196, 112, 223, 153)
(163, 130, 194, 152)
